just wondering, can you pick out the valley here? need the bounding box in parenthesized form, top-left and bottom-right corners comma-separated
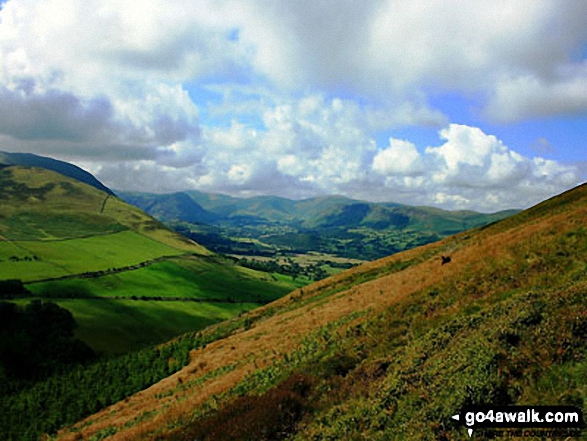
(47, 182, 587, 441)
(119, 189, 517, 280)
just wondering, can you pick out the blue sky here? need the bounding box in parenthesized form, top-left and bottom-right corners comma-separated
(0, 0, 585, 212)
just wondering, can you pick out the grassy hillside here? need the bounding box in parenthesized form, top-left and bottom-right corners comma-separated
(0, 165, 300, 356)
(0, 151, 114, 195)
(0, 165, 208, 258)
(53, 183, 586, 440)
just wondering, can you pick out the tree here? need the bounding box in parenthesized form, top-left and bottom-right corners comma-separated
(0, 300, 94, 381)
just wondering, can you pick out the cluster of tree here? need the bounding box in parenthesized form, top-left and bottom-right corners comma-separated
(0, 323, 204, 440)
(319, 260, 357, 270)
(237, 258, 330, 281)
(0, 300, 94, 385)
(0, 279, 31, 298)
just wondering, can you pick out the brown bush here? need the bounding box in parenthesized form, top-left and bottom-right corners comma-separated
(174, 373, 315, 441)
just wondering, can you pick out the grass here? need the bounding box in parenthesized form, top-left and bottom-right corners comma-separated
(10, 297, 257, 356)
(52, 299, 256, 356)
(28, 256, 297, 302)
(1, 231, 186, 282)
(0, 211, 126, 240)
(21, 256, 300, 355)
(21, 255, 300, 355)
(0, 165, 209, 240)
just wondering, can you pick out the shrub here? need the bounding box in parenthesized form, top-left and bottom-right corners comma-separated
(177, 374, 315, 441)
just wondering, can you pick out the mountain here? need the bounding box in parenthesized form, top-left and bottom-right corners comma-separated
(53, 182, 586, 440)
(0, 164, 209, 282)
(119, 190, 518, 260)
(118, 191, 219, 224)
(122, 190, 518, 233)
(0, 151, 114, 195)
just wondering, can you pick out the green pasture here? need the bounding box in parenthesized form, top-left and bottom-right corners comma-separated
(11, 298, 255, 356)
(0, 230, 186, 282)
(21, 256, 301, 355)
(28, 256, 298, 302)
(0, 211, 126, 241)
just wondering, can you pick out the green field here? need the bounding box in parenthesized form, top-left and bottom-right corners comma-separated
(0, 230, 187, 282)
(22, 256, 301, 355)
(12, 298, 256, 355)
(28, 256, 297, 302)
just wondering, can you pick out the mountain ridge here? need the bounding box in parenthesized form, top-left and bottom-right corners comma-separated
(118, 189, 519, 260)
(116, 190, 520, 228)
(0, 151, 114, 195)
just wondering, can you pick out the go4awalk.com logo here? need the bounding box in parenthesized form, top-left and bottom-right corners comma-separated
(451, 405, 584, 438)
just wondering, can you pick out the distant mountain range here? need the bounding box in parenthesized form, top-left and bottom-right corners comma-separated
(117, 190, 519, 260)
(118, 189, 518, 234)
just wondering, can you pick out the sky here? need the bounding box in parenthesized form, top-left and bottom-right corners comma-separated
(0, 0, 585, 212)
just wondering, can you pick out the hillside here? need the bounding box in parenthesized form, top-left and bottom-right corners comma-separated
(0, 165, 300, 356)
(0, 151, 114, 195)
(0, 165, 208, 282)
(48, 183, 586, 440)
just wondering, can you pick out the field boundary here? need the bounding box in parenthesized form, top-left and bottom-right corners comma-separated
(22, 253, 193, 285)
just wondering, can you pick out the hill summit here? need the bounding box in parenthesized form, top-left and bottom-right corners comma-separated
(0, 151, 113, 195)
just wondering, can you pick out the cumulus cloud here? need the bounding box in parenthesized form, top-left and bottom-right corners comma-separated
(0, 80, 114, 141)
(0, 0, 211, 163)
(90, 114, 580, 212)
(372, 124, 581, 211)
(4, 0, 584, 130)
(229, 0, 587, 120)
(424, 125, 530, 189)
(372, 139, 423, 176)
(195, 94, 377, 196)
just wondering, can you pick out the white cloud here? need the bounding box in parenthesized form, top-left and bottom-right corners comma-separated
(372, 139, 423, 176)
(91, 115, 580, 212)
(194, 94, 378, 196)
(433, 192, 471, 210)
(419, 124, 579, 210)
(1, 0, 586, 130)
(425, 124, 529, 188)
(359, 124, 579, 211)
(486, 70, 587, 122)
